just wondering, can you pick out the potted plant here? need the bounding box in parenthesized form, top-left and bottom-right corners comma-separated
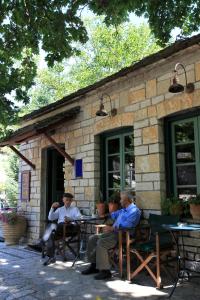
(161, 196, 183, 216)
(108, 191, 121, 213)
(96, 191, 106, 217)
(0, 209, 27, 245)
(189, 194, 200, 220)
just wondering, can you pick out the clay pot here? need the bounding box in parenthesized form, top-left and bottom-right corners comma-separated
(190, 204, 200, 220)
(2, 216, 27, 245)
(96, 203, 106, 217)
(108, 203, 119, 213)
(169, 204, 183, 216)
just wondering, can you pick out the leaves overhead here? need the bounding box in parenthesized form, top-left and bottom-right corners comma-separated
(0, 0, 199, 136)
(24, 18, 160, 113)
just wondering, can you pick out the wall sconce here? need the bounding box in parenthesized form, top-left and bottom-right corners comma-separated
(168, 63, 195, 94)
(95, 93, 117, 117)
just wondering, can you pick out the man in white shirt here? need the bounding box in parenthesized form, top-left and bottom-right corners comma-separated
(42, 193, 81, 266)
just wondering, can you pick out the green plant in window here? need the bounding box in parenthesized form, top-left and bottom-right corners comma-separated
(188, 194, 200, 204)
(161, 196, 183, 216)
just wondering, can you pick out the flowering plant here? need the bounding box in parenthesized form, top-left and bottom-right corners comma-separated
(0, 209, 19, 225)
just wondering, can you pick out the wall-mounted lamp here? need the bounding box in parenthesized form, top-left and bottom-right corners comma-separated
(95, 93, 117, 117)
(168, 63, 195, 94)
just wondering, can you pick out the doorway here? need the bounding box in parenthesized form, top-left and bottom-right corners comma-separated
(43, 146, 65, 220)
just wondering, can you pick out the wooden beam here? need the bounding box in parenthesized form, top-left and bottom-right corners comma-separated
(9, 146, 36, 170)
(43, 132, 74, 165)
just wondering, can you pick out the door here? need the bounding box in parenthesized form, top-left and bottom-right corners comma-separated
(46, 147, 65, 218)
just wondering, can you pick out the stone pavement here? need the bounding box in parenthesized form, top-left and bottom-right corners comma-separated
(0, 242, 199, 300)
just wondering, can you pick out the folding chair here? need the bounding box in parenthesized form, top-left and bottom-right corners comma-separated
(128, 214, 179, 288)
(56, 223, 80, 261)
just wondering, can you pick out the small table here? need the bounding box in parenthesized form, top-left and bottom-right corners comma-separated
(163, 223, 200, 298)
(71, 215, 105, 266)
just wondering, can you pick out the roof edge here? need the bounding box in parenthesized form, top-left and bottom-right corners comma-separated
(22, 33, 200, 122)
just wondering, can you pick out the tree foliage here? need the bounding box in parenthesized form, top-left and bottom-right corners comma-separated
(24, 19, 160, 112)
(0, 1, 198, 135)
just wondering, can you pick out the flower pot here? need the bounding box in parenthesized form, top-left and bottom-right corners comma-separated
(190, 204, 200, 220)
(2, 216, 27, 245)
(169, 204, 183, 216)
(108, 203, 119, 213)
(96, 203, 106, 217)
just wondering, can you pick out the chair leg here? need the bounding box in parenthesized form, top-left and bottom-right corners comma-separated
(126, 231, 131, 281)
(156, 233, 162, 289)
(118, 231, 123, 278)
(131, 251, 157, 284)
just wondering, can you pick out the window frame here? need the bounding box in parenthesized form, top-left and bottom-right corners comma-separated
(100, 127, 134, 201)
(165, 109, 200, 198)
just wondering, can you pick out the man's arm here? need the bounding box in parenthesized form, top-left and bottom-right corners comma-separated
(48, 205, 59, 221)
(110, 209, 121, 220)
(118, 209, 141, 229)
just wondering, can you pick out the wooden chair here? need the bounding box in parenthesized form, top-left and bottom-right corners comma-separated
(127, 214, 179, 288)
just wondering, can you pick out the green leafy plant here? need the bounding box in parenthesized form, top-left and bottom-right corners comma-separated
(188, 194, 200, 205)
(0, 210, 19, 225)
(161, 196, 183, 216)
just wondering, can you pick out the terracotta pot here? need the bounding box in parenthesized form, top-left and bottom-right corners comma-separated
(108, 203, 119, 213)
(190, 204, 200, 220)
(96, 203, 106, 217)
(2, 216, 27, 245)
(169, 204, 183, 216)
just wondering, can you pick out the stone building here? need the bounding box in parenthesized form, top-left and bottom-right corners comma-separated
(1, 34, 200, 264)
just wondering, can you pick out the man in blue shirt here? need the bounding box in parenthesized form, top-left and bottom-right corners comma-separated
(82, 191, 141, 280)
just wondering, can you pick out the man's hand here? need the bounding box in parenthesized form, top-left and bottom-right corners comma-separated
(64, 216, 72, 223)
(51, 202, 60, 209)
(103, 225, 114, 233)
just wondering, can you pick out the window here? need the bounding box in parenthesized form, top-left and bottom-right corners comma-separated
(101, 129, 135, 200)
(171, 117, 200, 199)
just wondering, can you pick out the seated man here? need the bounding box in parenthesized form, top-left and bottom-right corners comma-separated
(81, 191, 141, 280)
(42, 192, 81, 265)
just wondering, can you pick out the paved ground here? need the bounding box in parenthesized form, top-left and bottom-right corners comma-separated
(0, 242, 199, 300)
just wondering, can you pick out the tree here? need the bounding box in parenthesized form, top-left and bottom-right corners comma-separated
(24, 19, 160, 112)
(0, 1, 198, 137)
(0, 149, 19, 207)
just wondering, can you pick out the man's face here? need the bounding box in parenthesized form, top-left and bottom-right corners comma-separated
(120, 193, 128, 208)
(63, 197, 72, 207)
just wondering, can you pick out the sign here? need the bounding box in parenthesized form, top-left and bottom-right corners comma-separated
(21, 171, 31, 201)
(75, 159, 83, 178)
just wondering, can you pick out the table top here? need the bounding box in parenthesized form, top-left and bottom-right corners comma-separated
(73, 215, 104, 222)
(162, 223, 200, 231)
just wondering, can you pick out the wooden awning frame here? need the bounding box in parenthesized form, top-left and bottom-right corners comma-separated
(1, 106, 80, 168)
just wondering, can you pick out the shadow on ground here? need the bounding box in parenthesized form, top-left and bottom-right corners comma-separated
(0, 243, 199, 300)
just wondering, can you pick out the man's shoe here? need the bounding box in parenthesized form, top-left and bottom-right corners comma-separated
(43, 257, 56, 266)
(94, 270, 112, 280)
(81, 263, 99, 275)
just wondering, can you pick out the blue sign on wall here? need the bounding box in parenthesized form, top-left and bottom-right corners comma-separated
(75, 159, 83, 178)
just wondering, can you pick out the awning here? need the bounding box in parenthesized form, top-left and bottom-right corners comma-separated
(0, 106, 80, 147)
(0, 106, 80, 168)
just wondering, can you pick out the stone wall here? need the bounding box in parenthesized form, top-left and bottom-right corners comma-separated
(17, 44, 200, 244)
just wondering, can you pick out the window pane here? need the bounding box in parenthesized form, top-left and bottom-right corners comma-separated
(108, 138, 120, 154)
(108, 172, 121, 189)
(125, 171, 135, 188)
(175, 122, 194, 143)
(125, 135, 134, 152)
(125, 153, 134, 168)
(178, 188, 197, 200)
(176, 144, 195, 163)
(108, 155, 120, 171)
(108, 189, 119, 198)
(176, 165, 196, 185)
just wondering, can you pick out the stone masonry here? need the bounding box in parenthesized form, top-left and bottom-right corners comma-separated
(16, 44, 200, 245)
